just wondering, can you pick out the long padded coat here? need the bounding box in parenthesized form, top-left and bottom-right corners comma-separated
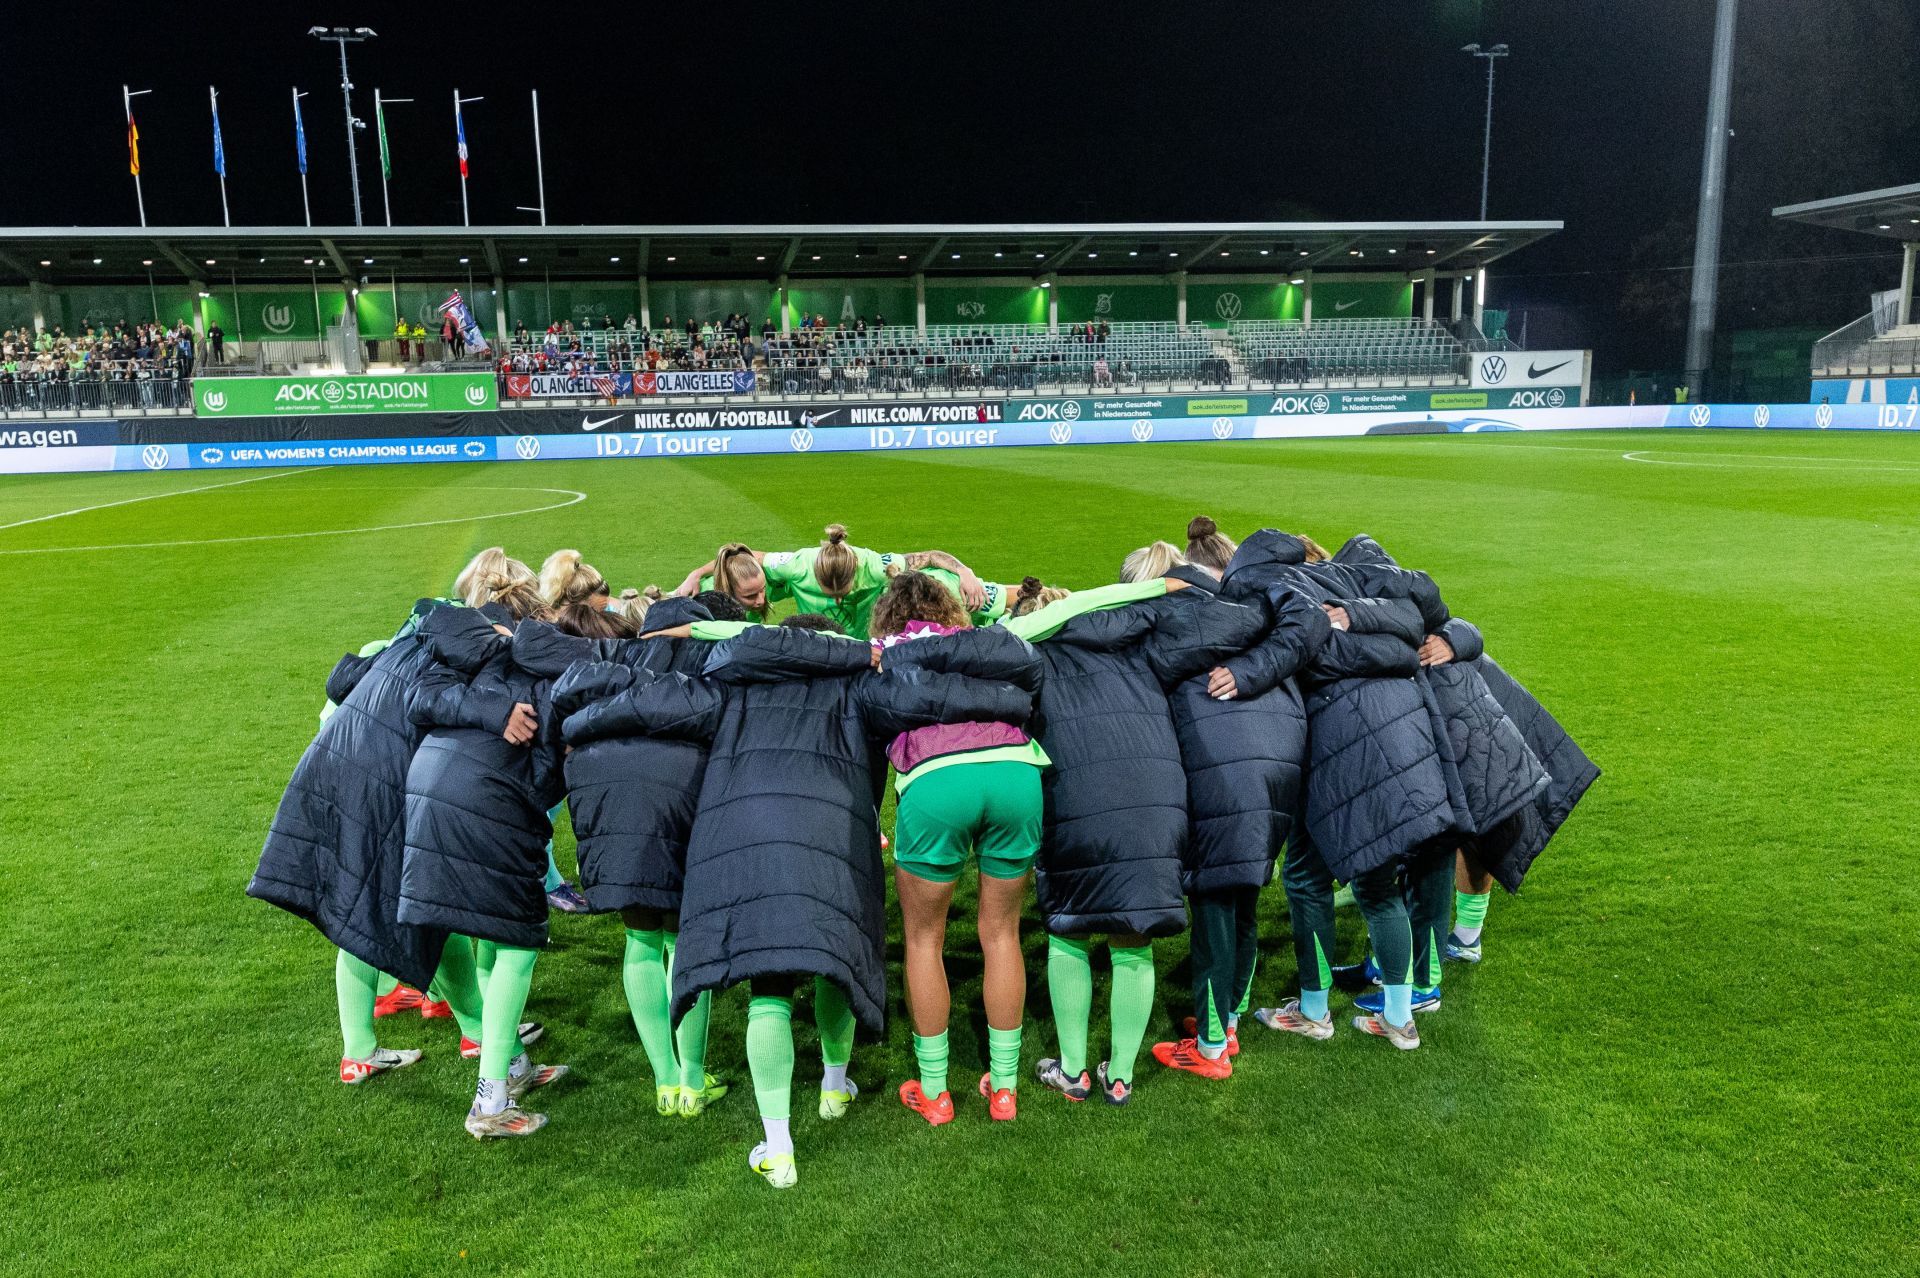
(1154, 567, 1332, 896)
(1026, 598, 1192, 938)
(670, 624, 1035, 1031)
(397, 611, 594, 948)
(248, 599, 467, 990)
(1224, 530, 1463, 881)
(1332, 534, 1579, 890)
(550, 597, 719, 916)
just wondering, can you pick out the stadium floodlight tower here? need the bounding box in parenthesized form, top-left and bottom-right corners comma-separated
(1461, 43, 1509, 221)
(308, 26, 377, 227)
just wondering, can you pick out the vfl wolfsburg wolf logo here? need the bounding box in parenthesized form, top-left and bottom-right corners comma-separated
(261, 303, 295, 334)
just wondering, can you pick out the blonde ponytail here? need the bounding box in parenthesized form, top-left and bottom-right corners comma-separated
(815, 523, 858, 597)
(539, 548, 609, 608)
(1120, 541, 1188, 584)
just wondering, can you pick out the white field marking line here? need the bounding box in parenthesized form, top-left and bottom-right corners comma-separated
(1620, 450, 1920, 473)
(0, 467, 319, 532)
(0, 486, 588, 555)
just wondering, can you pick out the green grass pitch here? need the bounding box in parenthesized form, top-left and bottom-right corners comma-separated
(2, 430, 1914, 1276)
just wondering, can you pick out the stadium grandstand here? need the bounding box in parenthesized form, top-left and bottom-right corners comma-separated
(1774, 184, 1920, 402)
(0, 221, 1558, 415)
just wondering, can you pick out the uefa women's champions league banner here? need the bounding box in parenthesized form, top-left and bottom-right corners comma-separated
(8, 397, 1916, 475)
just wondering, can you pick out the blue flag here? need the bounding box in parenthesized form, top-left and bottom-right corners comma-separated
(212, 95, 226, 176)
(294, 95, 307, 175)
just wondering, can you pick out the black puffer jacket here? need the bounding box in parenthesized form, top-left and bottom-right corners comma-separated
(1224, 531, 1462, 881)
(550, 598, 718, 915)
(1332, 535, 1571, 889)
(1473, 654, 1599, 888)
(397, 611, 592, 948)
(672, 624, 1033, 1030)
(1154, 568, 1331, 894)
(1026, 596, 1190, 938)
(248, 599, 466, 990)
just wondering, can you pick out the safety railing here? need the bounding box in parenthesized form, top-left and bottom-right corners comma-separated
(0, 376, 192, 415)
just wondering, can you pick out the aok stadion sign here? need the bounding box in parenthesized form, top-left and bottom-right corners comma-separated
(194, 373, 497, 417)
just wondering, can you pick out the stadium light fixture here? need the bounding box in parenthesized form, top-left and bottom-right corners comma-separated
(1388, 248, 1398, 254)
(1878, 223, 1893, 231)
(40, 259, 51, 266)
(258, 256, 266, 263)
(459, 257, 469, 264)
(518, 256, 528, 262)
(303, 258, 314, 265)
(610, 256, 620, 263)
(1168, 251, 1178, 257)
(1220, 251, 1230, 257)
(812, 254, 822, 260)
(1289, 277, 1304, 285)
(93, 258, 102, 265)
(311, 26, 377, 227)
(205, 259, 216, 265)
(1128, 250, 1137, 256)
(1035, 253, 1044, 259)
(1427, 248, 1437, 254)
(198, 291, 211, 298)
(898, 254, 908, 260)
(1259, 249, 1269, 255)
(363, 257, 374, 265)
(995, 252, 1003, 258)
(1299, 250, 1309, 256)
(951, 253, 961, 260)
(1088, 252, 1097, 258)
(756, 255, 766, 261)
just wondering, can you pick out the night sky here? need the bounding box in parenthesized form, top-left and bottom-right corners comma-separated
(1, 1, 1914, 374)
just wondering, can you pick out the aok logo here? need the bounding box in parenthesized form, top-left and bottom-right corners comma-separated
(463, 385, 489, 406)
(789, 428, 815, 452)
(514, 435, 541, 460)
(1479, 355, 1509, 385)
(1130, 421, 1154, 442)
(261, 303, 295, 334)
(1048, 422, 1073, 445)
(202, 390, 229, 413)
(320, 380, 347, 405)
(1268, 394, 1332, 415)
(1015, 400, 1083, 422)
(1507, 389, 1566, 409)
(1214, 292, 1243, 321)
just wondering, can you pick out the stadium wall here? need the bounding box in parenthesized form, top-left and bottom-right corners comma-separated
(3, 397, 1908, 476)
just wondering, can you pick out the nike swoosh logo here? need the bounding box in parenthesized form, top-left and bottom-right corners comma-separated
(581, 415, 621, 431)
(1333, 299, 1361, 312)
(1527, 359, 1572, 379)
(807, 410, 839, 425)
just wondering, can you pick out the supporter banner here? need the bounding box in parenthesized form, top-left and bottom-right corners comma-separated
(1470, 350, 1586, 390)
(193, 373, 496, 417)
(643, 370, 758, 396)
(505, 373, 635, 400)
(9, 400, 1916, 476)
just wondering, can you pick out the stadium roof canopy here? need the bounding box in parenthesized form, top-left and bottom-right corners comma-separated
(1772, 183, 1920, 239)
(0, 221, 1561, 286)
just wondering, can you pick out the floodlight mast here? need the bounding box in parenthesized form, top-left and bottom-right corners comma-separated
(309, 26, 376, 226)
(1461, 43, 1509, 222)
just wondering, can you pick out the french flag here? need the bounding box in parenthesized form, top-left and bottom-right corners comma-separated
(456, 105, 469, 177)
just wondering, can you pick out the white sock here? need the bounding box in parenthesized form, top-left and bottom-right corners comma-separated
(1226, 1013, 1240, 1031)
(507, 1052, 530, 1081)
(760, 1117, 793, 1157)
(474, 1077, 509, 1116)
(1198, 1040, 1226, 1061)
(821, 1063, 848, 1094)
(1455, 924, 1484, 945)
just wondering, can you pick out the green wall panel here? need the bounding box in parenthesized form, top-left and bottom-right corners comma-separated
(923, 283, 1049, 326)
(1054, 282, 1180, 324)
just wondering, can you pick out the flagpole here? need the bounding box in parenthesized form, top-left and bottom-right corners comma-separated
(294, 88, 311, 227)
(124, 84, 151, 227)
(210, 86, 229, 228)
(376, 89, 389, 226)
(454, 90, 483, 227)
(531, 90, 547, 226)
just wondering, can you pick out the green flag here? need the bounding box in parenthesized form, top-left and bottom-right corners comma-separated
(377, 99, 391, 179)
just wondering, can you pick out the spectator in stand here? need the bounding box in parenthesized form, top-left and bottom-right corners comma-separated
(411, 322, 428, 362)
(874, 312, 886, 329)
(515, 320, 531, 344)
(209, 323, 225, 363)
(176, 325, 196, 378)
(624, 314, 639, 332)
(762, 316, 776, 343)
(442, 312, 459, 358)
(396, 319, 412, 361)
(1093, 355, 1112, 388)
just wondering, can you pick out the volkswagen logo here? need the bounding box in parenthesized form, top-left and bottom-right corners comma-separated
(1753, 404, 1771, 428)
(1815, 403, 1834, 429)
(320, 379, 346, 405)
(140, 444, 169, 470)
(1048, 422, 1073, 445)
(462, 440, 487, 457)
(789, 428, 815, 452)
(1309, 393, 1331, 414)
(1547, 387, 1567, 408)
(1212, 417, 1234, 439)
(1060, 400, 1082, 421)
(1130, 421, 1154, 442)
(202, 390, 228, 413)
(1479, 356, 1509, 385)
(464, 385, 489, 406)
(1213, 292, 1243, 321)
(199, 447, 224, 465)
(1689, 403, 1712, 428)
(514, 435, 541, 460)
